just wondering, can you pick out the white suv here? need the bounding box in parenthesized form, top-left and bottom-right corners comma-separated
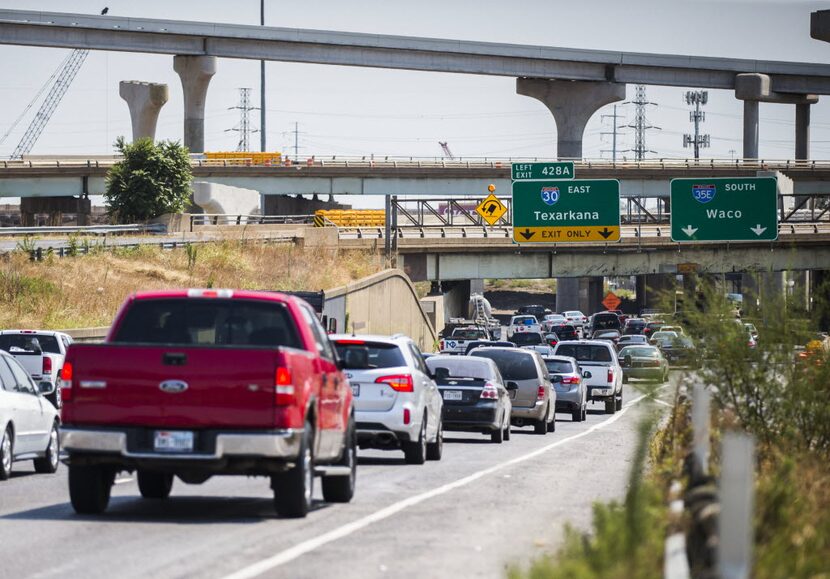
(551, 340, 624, 414)
(331, 334, 443, 464)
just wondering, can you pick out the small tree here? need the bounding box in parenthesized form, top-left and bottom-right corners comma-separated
(105, 137, 192, 222)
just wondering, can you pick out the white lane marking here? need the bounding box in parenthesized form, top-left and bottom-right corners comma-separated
(223, 391, 657, 579)
(114, 477, 134, 485)
(652, 398, 673, 408)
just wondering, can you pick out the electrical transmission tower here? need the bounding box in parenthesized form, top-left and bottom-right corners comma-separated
(5, 49, 90, 159)
(683, 90, 710, 160)
(226, 88, 259, 152)
(600, 105, 626, 161)
(624, 85, 660, 161)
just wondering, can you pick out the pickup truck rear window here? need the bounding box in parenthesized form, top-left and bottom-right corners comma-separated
(555, 344, 613, 363)
(112, 299, 303, 348)
(0, 334, 61, 354)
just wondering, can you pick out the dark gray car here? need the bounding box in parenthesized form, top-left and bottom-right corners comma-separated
(469, 347, 556, 435)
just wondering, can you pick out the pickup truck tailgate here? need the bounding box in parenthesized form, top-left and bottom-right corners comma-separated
(65, 344, 279, 428)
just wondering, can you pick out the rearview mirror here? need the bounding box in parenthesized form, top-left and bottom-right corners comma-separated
(433, 367, 450, 382)
(38, 381, 54, 395)
(506, 381, 519, 391)
(582, 370, 592, 379)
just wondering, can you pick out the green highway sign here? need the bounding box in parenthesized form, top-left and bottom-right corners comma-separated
(670, 177, 778, 242)
(511, 162, 574, 181)
(512, 179, 620, 243)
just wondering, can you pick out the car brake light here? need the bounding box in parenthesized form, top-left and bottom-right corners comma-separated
(336, 339, 365, 345)
(607, 369, 614, 383)
(275, 367, 295, 405)
(60, 362, 73, 401)
(537, 385, 546, 400)
(42, 356, 52, 375)
(562, 376, 580, 384)
(187, 289, 233, 298)
(481, 382, 499, 399)
(376, 374, 414, 393)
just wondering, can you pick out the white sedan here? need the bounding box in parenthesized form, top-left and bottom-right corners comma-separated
(0, 350, 60, 480)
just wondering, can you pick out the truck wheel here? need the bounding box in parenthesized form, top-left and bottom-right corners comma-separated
(426, 419, 443, 461)
(34, 422, 60, 474)
(137, 470, 174, 499)
(403, 417, 427, 465)
(534, 418, 547, 435)
(0, 427, 12, 481)
(503, 421, 511, 441)
(622, 374, 629, 384)
(616, 390, 623, 411)
(322, 419, 356, 504)
(273, 421, 314, 518)
(604, 398, 617, 414)
(546, 412, 556, 432)
(69, 465, 113, 514)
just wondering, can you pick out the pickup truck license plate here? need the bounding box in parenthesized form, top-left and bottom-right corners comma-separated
(351, 384, 360, 397)
(154, 430, 194, 453)
(443, 390, 462, 401)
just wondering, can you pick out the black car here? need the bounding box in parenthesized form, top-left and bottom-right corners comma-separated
(623, 318, 647, 335)
(549, 323, 578, 341)
(516, 305, 548, 320)
(658, 335, 699, 368)
(591, 312, 622, 333)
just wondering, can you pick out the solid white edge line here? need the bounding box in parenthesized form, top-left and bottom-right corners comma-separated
(222, 389, 667, 579)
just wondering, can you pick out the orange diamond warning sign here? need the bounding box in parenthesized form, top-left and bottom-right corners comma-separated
(602, 292, 622, 312)
(476, 193, 508, 226)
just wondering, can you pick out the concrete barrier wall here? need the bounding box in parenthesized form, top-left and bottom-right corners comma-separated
(324, 269, 439, 352)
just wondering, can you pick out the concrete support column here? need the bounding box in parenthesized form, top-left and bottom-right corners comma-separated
(743, 100, 759, 160)
(516, 78, 626, 159)
(119, 81, 169, 142)
(555, 277, 604, 314)
(173, 55, 217, 153)
(556, 278, 580, 312)
(796, 102, 811, 160)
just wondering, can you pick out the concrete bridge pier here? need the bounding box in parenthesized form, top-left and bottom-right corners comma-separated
(119, 81, 169, 141)
(556, 277, 603, 315)
(635, 274, 676, 314)
(735, 73, 818, 160)
(173, 55, 216, 153)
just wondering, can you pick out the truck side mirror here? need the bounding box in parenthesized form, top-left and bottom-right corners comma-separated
(506, 381, 519, 391)
(38, 381, 54, 395)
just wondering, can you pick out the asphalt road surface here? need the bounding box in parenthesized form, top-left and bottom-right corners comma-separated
(0, 381, 676, 579)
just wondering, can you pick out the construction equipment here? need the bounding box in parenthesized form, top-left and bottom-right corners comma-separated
(6, 49, 90, 159)
(438, 141, 455, 160)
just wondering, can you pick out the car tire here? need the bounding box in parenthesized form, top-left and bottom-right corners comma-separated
(622, 374, 629, 384)
(604, 398, 616, 414)
(33, 422, 60, 474)
(615, 390, 623, 411)
(272, 420, 314, 518)
(426, 418, 443, 461)
(69, 465, 113, 514)
(581, 403, 587, 422)
(137, 470, 174, 499)
(490, 423, 504, 444)
(0, 426, 13, 481)
(571, 405, 582, 422)
(322, 418, 356, 503)
(403, 417, 427, 465)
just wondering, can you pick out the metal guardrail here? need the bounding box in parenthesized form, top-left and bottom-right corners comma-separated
(3, 156, 830, 171)
(0, 223, 167, 236)
(188, 214, 314, 229)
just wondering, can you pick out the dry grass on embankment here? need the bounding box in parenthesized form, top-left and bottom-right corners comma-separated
(0, 242, 380, 330)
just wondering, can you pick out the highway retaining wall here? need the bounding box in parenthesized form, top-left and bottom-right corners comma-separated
(323, 269, 439, 352)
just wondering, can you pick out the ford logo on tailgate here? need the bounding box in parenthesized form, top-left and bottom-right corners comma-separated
(159, 380, 189, 394)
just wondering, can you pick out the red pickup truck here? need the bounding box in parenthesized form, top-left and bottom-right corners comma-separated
(59, 289, 355, 518)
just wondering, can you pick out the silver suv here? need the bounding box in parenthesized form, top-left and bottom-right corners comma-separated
(331, 334, 444, 464)
(468, 347, 556, 434)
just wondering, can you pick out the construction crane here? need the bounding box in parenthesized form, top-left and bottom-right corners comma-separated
(4, 49, 90, 159)
(438, 141, 455, 160)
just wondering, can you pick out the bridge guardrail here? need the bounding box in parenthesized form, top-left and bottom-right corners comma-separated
(0, 223, 167, 236)
(188, 214, 314, 229)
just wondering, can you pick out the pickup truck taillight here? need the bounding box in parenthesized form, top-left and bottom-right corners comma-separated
(375, 374, 414, 393)
(480, 382, 499, 399)
(439, 339, 445, 350)
(537, 385, 546, 400)
(60, 362, 73, 402)
(607, 368, 614, 383)
(42, 356, 52, 375)
(275, 367, 295, 405)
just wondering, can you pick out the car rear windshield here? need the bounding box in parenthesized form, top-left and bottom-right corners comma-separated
(544, 359, 574, 374)
(112, 298, 303, 348)
(470, 350, 539, 380)
(511, 333, 544, 346)
(620, 347, 658, 358)
(0, 334, 61, 354)
(554, 344, 613, 362)
(426, 357, 493, 381)
(335, 342, 406, 369)
(627, 320, 646, 328)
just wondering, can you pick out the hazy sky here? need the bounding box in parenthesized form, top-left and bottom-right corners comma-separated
(1, 0, 830, 162)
